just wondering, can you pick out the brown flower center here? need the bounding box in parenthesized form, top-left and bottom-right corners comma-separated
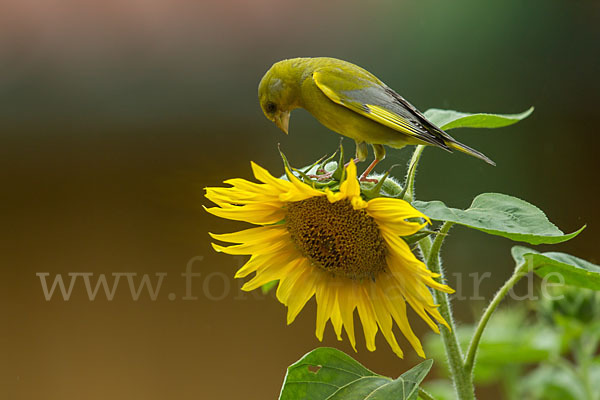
(285, 196, 387, 280)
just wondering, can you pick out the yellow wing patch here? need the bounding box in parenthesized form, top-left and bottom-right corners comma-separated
(313, 76, 344, 104)
(363, 104, 424, 137)
(313, 71, 423, 138)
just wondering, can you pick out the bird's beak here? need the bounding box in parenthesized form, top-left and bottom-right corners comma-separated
(274, 111, 290, 134)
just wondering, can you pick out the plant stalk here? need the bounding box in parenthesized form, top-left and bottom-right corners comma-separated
(420, 221, 475, 400)
(463, 262, 529, 375)
(408, 145, 473, 399)
(404, 145, 425, 202)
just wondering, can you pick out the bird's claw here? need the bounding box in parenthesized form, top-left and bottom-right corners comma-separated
(359, 176, 379, 183)
(308, 172, 334, 181)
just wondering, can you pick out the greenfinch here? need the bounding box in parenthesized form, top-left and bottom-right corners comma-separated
(258, 57, 494, 180)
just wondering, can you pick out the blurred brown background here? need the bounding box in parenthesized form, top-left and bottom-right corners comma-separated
(1, 1, 599, 399)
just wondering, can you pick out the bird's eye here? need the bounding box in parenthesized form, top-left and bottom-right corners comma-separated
(265, 102, 277, 113)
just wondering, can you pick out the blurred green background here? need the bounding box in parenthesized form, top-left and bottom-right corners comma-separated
(2, 1, 598, 399)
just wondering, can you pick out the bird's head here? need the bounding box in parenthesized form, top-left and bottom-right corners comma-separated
(258, 60, 301, 134)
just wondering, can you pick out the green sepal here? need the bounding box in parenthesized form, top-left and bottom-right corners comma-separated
(403, 230, 435, 246)
(318, 147, 339, 174)
(302, 154, 329, 175)
(361, 164, 401, 199)
(360, 174, 405, 200)
(332, 142, 346, 181)
(278, 146, 335, 188)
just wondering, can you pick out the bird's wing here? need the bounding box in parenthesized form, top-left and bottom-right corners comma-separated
(312, 68, 451, 149)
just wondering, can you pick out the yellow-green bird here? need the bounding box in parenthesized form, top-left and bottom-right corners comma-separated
(258, 57, 495, 180)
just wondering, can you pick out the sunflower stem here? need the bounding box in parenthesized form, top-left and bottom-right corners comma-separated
(404, 145, 426, 202)
(463, 261, 529, 377)
(420, 221, 475, 400)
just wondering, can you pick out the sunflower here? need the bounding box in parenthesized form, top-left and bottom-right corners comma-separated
(205, 160, 453, 358)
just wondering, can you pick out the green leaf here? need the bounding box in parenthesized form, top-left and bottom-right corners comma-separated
(518, 364, 584, 400)
(261, 280, 278, 294)
(421, 380, 456, 400)
(512, 246, 600, 290)
(423, 107, 533, 130)
(395, 360, 433, 400)
(279, 347, 432, 400)
(413, 193, 584, 245)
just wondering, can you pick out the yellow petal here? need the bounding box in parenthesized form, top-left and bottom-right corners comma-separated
(382, 232, 434, 276)
(337, 284, 357, 351)
(351, 195, 368, 210)
(378, 274, 425, 357)
(211, 236, 288, 256)
(315, 276, 337, 341)
(419, 273, 455, 294)
(279, 189, 323, 203)
(386, 260, 439, 308)
(223, 178, 280, 196)
(276, 258, 309, 306)
(251, 162, 294, 192)
(375, 219, 428, 237)
(241, 259, 298, 291)
(330, 295, 343, 341)
(365, 281, 404, 358)
(284, 166, 324, 198)
(404, 291, 440, 333)
(339, 160, 361, 199)
(235, 248, 296, 279)
(367, 197, 431, 224)
(285, 267, 318, 324)
(355, 285, 378, 351)
(205, 186, 278, 205)
(325, 188, 346, 203)
(426, 305, 450, 331)
(204, 204, 285, 225)
(209, 226, 287, 244)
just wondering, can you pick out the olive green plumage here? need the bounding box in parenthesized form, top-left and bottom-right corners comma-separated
(258, 57, 495, 169)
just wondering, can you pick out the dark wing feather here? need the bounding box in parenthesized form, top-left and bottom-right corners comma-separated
(313, 67, 452, 150)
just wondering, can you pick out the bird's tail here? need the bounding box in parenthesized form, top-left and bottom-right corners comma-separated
(446, 140, 496, 166)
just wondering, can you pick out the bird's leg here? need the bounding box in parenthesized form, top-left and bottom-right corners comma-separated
(355, 141, 369, 164)
(359, 160, 380, 182)
(359, 144, 385, 182)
